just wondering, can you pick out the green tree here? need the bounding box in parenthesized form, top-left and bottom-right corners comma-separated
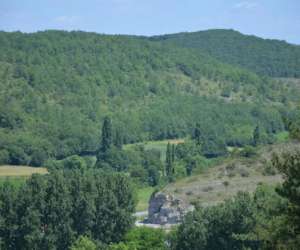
(122, 227, 167, 250)
(100, 117, 113, 154)
(193, 123, 202, 146)
(185, 158, 196, 176)
(0, 170, 136, 250)
(165, 143, 174, 181)
(253, 125, 261, 146)
(172, 192, 256, 250)
(272, 151, 300, 247)
(0, 182, 18, 250)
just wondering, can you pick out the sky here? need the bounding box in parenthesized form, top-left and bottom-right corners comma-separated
(0, 0, 299, 44)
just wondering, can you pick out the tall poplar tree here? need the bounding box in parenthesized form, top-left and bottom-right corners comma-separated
(97, 117, 113, 162)
(101, 117, 112, 153)
(165, 143, 174, 182)
(253, 125, 261, 146)
(193, 123, 203, 146)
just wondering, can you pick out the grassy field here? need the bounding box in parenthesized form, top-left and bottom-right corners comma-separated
(0, 165, 48, 176)
(124, 138, 185, 161)
(136, 186, 155, 212)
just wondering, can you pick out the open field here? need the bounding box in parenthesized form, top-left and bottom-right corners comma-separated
(124, 138, 185, 161)
(0, 165, 48, 177)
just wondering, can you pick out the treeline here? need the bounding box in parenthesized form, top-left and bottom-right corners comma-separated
(42, 115, 281, 188)
(151, 29, 300, 77)
(0, 170, 136, 250)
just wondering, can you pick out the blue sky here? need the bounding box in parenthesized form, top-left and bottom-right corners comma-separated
(0, 0, 299, 44)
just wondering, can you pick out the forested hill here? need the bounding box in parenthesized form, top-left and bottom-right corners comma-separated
(0, 30, 298, 166)
(150, 29, 300, 77)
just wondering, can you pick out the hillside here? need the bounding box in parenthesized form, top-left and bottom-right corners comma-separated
(0, 30, 298, 166)
(163, 141, 300, 207)
(150, 29, 300, 77)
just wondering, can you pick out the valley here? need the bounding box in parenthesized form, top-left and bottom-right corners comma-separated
(0, 28, 299, 249)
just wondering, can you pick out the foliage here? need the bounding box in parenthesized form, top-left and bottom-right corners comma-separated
(253, 125, 261, 146)
(165, 143, 175, 181)
(70, 236, 97, 250)
(171, 192, 257, 250)
(272, 151, 300, 247)
(99, 116, 113, 155)
(45, 155, 88, 171)
(286, 109, 300, 141)
(239, 146, 257, 158)
(0, 170, 136, 250)
(116, 227, 167, 250)
(152, 29, 300, 77)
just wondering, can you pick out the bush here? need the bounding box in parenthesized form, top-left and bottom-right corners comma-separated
(240, 146, 257, 158)
(228, 171, 236, 178)
(223, 181, 230, 187)
(186, 190, 194, 196)
(45, 155, 87, 171)
(226, 163, 236, 171)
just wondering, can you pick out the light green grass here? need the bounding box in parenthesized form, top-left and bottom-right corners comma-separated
(124, 139, 185, 161)
(275, 131, 289, 142)
(136, 186, 155, 212)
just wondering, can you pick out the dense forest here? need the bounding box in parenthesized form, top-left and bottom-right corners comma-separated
(0, 30, 299, 166)
(150, 29, 300, 77)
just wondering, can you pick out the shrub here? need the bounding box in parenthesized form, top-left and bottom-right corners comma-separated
(223, 181, 230, 187)
(226, 163, 236, 171)
(186, 190, 194, 196)
(262, 163, 277, 176)
(239, 168, 250, 177)
(228, 171, 236, 178)
(240, 146, 257, 158)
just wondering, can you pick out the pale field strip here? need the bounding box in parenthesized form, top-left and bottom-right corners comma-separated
(0, 165, 48, 177)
